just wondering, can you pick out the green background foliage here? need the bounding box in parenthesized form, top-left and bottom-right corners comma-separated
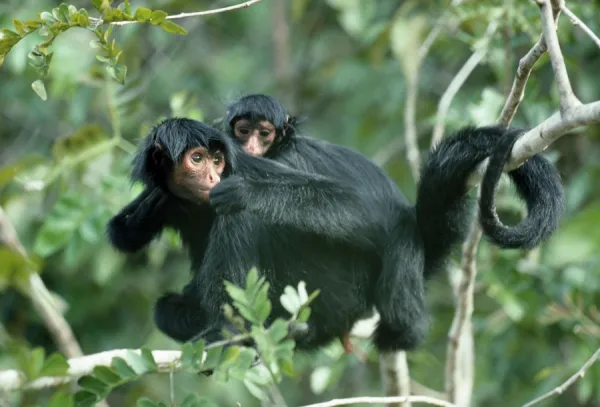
(0, 0, 599, 406)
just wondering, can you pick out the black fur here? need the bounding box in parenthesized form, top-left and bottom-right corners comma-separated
(106, 97, 564, 353)
(478, 128, 565, 249)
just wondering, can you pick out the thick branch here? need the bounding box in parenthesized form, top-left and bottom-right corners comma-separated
(380, 352, 411, 407)
(444, 222, 481, 403)
(537, 0, 581, 112)
(469, 100, 600, 187)
(0, 206, 83, 359)
(521, 348, 600, 407)
(0, 349, 182, 392)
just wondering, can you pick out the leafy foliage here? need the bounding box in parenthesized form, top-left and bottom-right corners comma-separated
(0, 2, 187, 99)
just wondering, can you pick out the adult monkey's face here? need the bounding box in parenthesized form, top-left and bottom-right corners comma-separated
(165, 145, 226, 202)
(232, 117, 277, 156)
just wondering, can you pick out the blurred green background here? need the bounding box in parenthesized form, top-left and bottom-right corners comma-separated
(0, 0, 599, 406)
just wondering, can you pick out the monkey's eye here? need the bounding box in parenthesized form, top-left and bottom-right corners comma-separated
(191, 153, 203, 163)
(260, 130, 272, 138)
(237, 128, 250, 136)
(212, 152, 223, 165)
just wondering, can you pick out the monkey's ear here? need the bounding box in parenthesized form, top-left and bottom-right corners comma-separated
(150, 142, 165, 167)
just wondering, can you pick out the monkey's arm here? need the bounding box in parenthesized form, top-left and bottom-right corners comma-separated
(106, 187, 169, 253)
(211, 157, 384, 249)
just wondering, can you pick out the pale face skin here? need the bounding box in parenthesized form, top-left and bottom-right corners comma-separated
(233, 118, 277, 156)
(168, 146, 226, 202)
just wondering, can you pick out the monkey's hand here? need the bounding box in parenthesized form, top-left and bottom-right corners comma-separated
(209, 176, 248, 214)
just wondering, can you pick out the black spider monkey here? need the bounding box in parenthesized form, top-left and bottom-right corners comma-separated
(106, 98, 564, 353)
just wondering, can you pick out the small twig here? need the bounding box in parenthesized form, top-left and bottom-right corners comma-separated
(372, 138, 405, 167)
(431, 20, 499, 147)
(561, 6, 600, 50)
(537, 0, 581, 113)
(404, 24, 445, 179)
(90, 0, 263, 26)
(521, 348, 600, 407)
(301, 396, 456, 407)
(498, 37, 548, 126)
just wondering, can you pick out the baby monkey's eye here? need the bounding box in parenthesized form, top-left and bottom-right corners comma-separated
(212, 152, 224, 164)
(191, 153, 203, 163)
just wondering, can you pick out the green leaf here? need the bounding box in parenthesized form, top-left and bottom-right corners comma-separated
(268, 319, 288, 343)
(106, 64, 127, 84)
(133, 8, 152, 22)
(1, 28, 21, 38)
(33, 195, 86, 257)
(77, 376, 108, 396)
(150, 10, 168, 25)
(12, 20, 26, 36)
(39, 12, 58, 23)
(202, 346, 223, 372)
(73, 390, 99, 407)
(136, 398, 160, 407)
(93, 366, 121, 385)
(77, 12, 90, 27)
(91, 0, 102, 11)
(123, 350, 153, 375)
(180, 342, 196, 370)
(140, 348, 157, 369)
(220, 346, 241, 368)
(25, 20, 42, 30)
(124, 0, 132, 15)
(111, 357, 137, 379)
(280, 357, 294, 377)
(225, 283, 250, 307)
(48, 391, 74, 407)
(29, 347, 46, 378)
(160, 20, 187, 35)
(297, 307, 311, 323)
(181, 394, 219, 407)
(40, 353, 69, 377)
(254, 289, 272, 324)
(31, 80, 47, 101)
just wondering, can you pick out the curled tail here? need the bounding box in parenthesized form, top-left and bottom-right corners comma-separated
(415, 126, 511, 278)
(106, 187, 168, 253)
(478, 129, 565, 249)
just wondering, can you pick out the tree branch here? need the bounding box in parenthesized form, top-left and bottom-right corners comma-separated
(468, 99, 600, 188)
(561, 6, 600, 49)
(498, 37, 548, 126)
(0, 206, 84, 359)
(0, 349, 182, 392)
(521, 347, 600, 407)
(404, 23, 445, 179)
(430, 19, 499, 147)
(90, 0, 264, 26)
(537, 0, 581, 113)
(300, 396, 456, 407)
